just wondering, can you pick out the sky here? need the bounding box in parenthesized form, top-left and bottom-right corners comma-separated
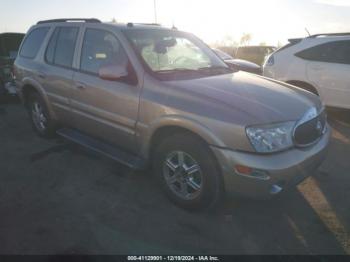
(1, 0, 350, 46)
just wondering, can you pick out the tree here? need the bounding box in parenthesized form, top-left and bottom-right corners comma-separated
(240, 33, 252, 46)
(110, 18, 117, 23)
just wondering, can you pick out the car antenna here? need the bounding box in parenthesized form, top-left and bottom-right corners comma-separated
(305, 28, 311, 37)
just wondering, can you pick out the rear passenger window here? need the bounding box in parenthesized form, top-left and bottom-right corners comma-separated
(45, 29, 59, 64)
(20, 27, 49, 59)
(45, 27, 79, 68)
(296, 41, 350, 65)
(80, 29, 128, 74)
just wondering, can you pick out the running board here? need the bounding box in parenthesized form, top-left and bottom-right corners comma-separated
(56, 128, 146, 170)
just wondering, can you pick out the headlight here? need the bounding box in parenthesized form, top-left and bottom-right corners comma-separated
(246, 121, 295, 153)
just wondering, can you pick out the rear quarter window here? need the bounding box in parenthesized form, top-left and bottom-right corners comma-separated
(19, 27, 49, 59)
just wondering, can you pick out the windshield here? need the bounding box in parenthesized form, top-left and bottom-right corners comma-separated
(123, 29, 231, 79)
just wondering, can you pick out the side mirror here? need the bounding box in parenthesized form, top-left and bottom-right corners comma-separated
(99, 64, 128, 81)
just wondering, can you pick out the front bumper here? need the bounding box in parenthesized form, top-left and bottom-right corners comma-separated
(211, 124, 331, 198)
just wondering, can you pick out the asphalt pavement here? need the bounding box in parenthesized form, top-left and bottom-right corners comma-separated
(0, 99, 349, 255)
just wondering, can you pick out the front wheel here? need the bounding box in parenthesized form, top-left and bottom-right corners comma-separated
(153, 133, 224, 211)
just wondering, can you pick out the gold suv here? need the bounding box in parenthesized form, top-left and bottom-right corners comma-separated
(15, 19, 330, 210)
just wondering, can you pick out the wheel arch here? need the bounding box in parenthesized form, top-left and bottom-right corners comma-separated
(149, 126, 209, 159)
(20, 79, 57, 120)
(22, 84, 39, 106)
(140, 116, 227, 161)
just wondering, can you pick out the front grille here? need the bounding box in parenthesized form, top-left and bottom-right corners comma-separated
(294, 110, 326, 146)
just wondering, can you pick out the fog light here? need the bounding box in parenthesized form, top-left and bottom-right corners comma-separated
(234, 165, 270, 180)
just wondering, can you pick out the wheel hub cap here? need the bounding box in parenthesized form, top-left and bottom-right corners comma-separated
(162, 151, 203, 200)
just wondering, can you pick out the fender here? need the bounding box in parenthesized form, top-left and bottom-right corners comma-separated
(21, 77, 58, 120)
(137, 114, 227, 159)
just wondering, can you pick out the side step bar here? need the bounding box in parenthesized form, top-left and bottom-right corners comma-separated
(57, 128, 147, 170)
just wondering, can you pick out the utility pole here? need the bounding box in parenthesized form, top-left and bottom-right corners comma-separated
(154, 0, 158, 23)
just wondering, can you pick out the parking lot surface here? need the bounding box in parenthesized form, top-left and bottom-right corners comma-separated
(0, 99, 349, 255)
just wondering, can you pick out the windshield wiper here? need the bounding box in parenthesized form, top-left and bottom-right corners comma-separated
(198, 66, 232, 71)
(155, 68, 198, 73)
(155, 66, 233, 76)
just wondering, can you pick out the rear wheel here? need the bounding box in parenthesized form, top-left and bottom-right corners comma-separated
(27, 92, 56, 137)
(153, 133, 224, 210)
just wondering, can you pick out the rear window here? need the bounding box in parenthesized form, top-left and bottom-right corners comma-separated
(20, 27, 49, 59)
(295, 40, 350, 65)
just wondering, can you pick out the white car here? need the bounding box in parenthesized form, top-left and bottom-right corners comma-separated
(263, 33, 350, 109)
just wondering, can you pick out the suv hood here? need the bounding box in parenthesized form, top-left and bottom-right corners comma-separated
(167, 72, 322, 125)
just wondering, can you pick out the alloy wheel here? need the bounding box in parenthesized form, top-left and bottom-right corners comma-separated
(162, 151, 203, 200)
(31, 101, 47, 132)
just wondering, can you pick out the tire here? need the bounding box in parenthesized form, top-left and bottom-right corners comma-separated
(27, 92, 56, 138)
(153, 133, 224, 211)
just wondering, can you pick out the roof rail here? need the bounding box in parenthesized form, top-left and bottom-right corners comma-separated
(126, 22, 161, 27)
(37, 18, 101, 25)
(308, 32, 350, 38)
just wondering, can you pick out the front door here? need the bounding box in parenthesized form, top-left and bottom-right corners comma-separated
(71, 28, 141, 153)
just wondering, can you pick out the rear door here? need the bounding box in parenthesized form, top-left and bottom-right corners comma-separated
(297, 40, 350, 109)
(70, 27, 141, 153)
(41, 25, 80, 123)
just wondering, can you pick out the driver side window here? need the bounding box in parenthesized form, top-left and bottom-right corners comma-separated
(80, 29, 128, 74)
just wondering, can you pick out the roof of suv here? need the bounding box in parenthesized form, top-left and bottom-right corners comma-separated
(35, 18, 173, 31)
(291, 33, 350, 44)
(305, 33, 350, 43)
(308, 32, 350, 38)
(274, 32, 350, 54)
